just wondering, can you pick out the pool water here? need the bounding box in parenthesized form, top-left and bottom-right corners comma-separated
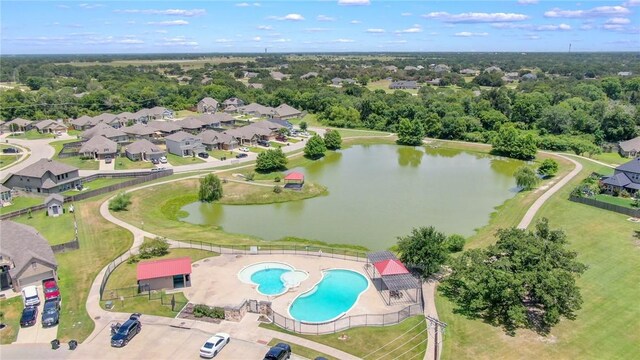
(251, 268, 291, 295)
(289, 269, 368, 323)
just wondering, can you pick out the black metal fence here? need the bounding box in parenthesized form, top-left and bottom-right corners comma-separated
(569, 195, 640, 217)
(271, 303, 424, 335)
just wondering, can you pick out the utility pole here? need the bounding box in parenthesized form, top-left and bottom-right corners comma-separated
(427, 316, 447, 360)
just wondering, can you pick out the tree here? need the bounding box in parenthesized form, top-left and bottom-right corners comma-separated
(255, 148, 287, 172)
(396, 118, 425, 146)
(304, 134, 327, 159)
(109, 192, 132, 211)
(491, 124, 538, 160)
(442, 219, 586, 334)
(299, 121, 308, 131)
(537, 159, 559, 178)
(323, 129, 342, 150)
(198, 174, 223, 202)
(396, 226, 449, 279)
(138, 237, 170, 259)
(514, 166, 539, 191)
(445, 234, 466, 253)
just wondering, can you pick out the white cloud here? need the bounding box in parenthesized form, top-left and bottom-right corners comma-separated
(236, 2, 251, 7)
(606, 17, 631, 24)
(385, 40, 408, 44)
(544, 6, 630, 18)
(333, 38, 355, 42)
(517, 0, 538, 4)
(455, 32, 489, 37)
(252, 36, 262, 41)
(155, 30, 168, 33)
(401, 12, 412, 16)
(115, 9, 206, 17)
(527, 35, 541, 40)
(270, 13, 305, 21)
(160, 36, 198, 47)
(423, 12, 529, 23)
(350, 20, 362, 24)
(535, 23, 571, 31)
(305, 28, 331, 32)
(492, 23, 572, 31)
(253, 3, 261, 6)
(57, 4, 70, 9)
(117, 39, 144, 44)
(257, 25, 273, 30)
(395, 26, 422, 33)
(338, 0, 370, 5)
(270, 38, 291, 43)
(79, 3, 104, 9)
(215, 38, 233, 43)
(624, 0, 640, 6)
(147, 20, 189, 26)
(317, 15, 336, 22)
(366, 28, 385, 33)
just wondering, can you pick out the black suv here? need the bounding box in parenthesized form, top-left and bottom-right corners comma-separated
(263, 343, 291, 360)
(110, 314, 141, 347)
(257, 140, 270, 147)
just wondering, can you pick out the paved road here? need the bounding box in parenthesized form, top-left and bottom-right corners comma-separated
(0, 132, 74, 180)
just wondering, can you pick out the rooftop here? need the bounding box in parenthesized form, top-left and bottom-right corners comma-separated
(137, 257, 192, 281)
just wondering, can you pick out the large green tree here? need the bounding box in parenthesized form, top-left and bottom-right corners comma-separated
(442, 219, 586, 334)
(537, 159, 559, 178)
(255, 148, 287, 172)
(491, 124, 538, 160)
(396, 118, 425, 146)
(323, 129, 342, 150)
(514, 166, 539, 191)
(198, 174, 223, 202)
(304, 134, 327, 159)
(396, 226, 449, 279)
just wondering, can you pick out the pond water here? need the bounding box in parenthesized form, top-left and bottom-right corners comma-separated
(180, 144, 522, 250)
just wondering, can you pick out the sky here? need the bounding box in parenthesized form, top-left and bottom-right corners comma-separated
(1, 0, 638, 54)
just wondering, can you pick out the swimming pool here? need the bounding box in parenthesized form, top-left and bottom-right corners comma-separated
(238, 262, 308, 296)
(289, 269, 369, 323)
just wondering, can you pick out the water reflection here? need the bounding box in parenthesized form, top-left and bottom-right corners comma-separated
(397, 146, 424, 167)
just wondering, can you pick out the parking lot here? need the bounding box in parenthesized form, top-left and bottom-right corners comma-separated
(14, 286, 59, 344)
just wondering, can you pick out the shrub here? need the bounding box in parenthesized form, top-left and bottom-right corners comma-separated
(273, 185, 282, 194)
(245, 172, 255, 181)
(109, 192, 132, 212)
(537, 159, 559, 178)
(138, 237, 169, 259)
(193, 305, 225, 319)
(445, 234, 466, 252)
(274, 176, 281, 183)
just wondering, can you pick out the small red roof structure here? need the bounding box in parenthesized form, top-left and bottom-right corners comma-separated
(137, 257, 192, 281)
(374, 259, 409, 276)
(284, 172, 304, 181)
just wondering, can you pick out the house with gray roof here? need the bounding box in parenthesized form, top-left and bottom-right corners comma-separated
(460, 68, 479, 75)
(484, 66, 503, 73)
(207, 112, 236, 127)
(248, 83, 264, 89)
(434, 64, 450, 73)
(3, 159, 81, 194)
(602, 157, 640, 195)
(70, 115, 95, 130)
(239, 103, 275, 118)
(117, 112, 137, 125)
(273, 104, 302, 120)
(165, 131, 205, 157)
(122, 123, 156, 140)
(199, 130, 238, 151)
(196, 114, 222, 129)
(176, 117, 206, 134)
(81, 123, 128, 142)
(93, 113, 121, 128)
(521, 73, 538, 81)
(44, 193, 64, 217)
(384, 65, 398, 72)
(300, 72, 319, 79)
(3, 118, 33, 132)
(223, 97, 245, 108)
(244, 71, 259, 78)
(270, 71, 288, 81)
(618, 136, 640, 157)
(79, 135, 118, 160)
(0, 220, 58, 291)
(147, 120, 181, 136)
(618, 71, 632, 77)
(224, 104, 238, 113)
(389, 81, 419, 90)
(226, 126, 263, 146)
(197, 97, 219, 113)
(404, 66, 419, 71)
(124, 139, 165, 161)
(0, 184, 12, 205)
(34, 119, 67, 134)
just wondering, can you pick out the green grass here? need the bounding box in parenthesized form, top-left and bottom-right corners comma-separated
(438, 159, 640, 360)
(0, 154, 20, 168)
(114, 157, 154, 170)
(166, 153, 205, 166)
(593, 193, 635, 209)
(267, 338, 338, 360)
(337, 129, 392, 138)
(592, 152, 627, 166)
(9, 130, 53, 140)
(0, 297, 23, 344)
(248, 146, 266, 153)
(62, 177, 131, 196)
(12, 209, 77, 245)
(101, 292, 189, 317)
(51, 139, 99, 170)
(288, 113, 322, 127)
(175, 109, 198, 118)
(0, 195, 43, 215)
(260, 316, 427, 359)
(208, 149, 235, 160)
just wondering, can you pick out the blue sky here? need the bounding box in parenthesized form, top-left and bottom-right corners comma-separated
(1, 0, 638, 54)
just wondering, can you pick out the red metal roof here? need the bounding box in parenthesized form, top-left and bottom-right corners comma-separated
(137, 257, 192, 281)
(374, 259, 409, 276)
(284, 172, 304, 181)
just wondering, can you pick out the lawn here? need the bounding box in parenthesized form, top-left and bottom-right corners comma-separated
(62, 177, 131, 196)
(336, 129, 392, 138)
(0, 296, 23, 344)
(12, 209, 77, 245)
(101, 292, 189, 318)
(166, 153, 205, 166)
(174, 109, 198, 118)
(9, 130, 53, 140)
(0, 154, 20, 169)
(592, 152, 627, 166)
(114, 157, 154, 170)
(248, 146, 266, 154)
(260, 316, 427, 359)
(0, 195, 43, 215)
(593, 193, 635, 209)
(288, 113, 322, 127)
(208, 149, 235, 160)
(267, 338, 338, 360)
(51, 139, 99, 170)
(437, 159, 640, 360)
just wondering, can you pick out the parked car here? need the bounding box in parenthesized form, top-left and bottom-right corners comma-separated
(20, 306, 38, 327)
(42, 278, 60, 302)
(2, 147, 18, 154)
(197, 152, 209, 159)
(151, 158, 159, 164)
(263, 343, 291, 360)
(159, 156, 168, 164)
(235, 153, 248, 159)
(239, 147, 250, 152)
(22, 285, 40, 307)
(110, 314, 142, 347)
(41, 299, 60, 327)
(275, 135, 287, 142)
(257, 140, 270, 147)
(105, 156, 113, 164)
(199, 333, 230, 358)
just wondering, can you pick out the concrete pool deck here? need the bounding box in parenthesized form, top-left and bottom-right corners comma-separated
(184, 253, 416, 318)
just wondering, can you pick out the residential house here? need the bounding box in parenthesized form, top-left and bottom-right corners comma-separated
(331, 77, 356, 86)
(272, 104, 302, 120)
(0, 184, 12, 205)
(196, 114, 222, 129)
(149, 106, 174, 120)
(270, 71, 288, 81)
(269, 119, 293, 131)
(44, 194, 64, 217)
(176, 117, 206, 134)
(147, 120, 181, 136)
(389, 81, 419, 89)
(207, 112, 236, 128)
(124, 139, 165, 161)
(199, 130, 237, 151)
(79, 135, 118, 160)
(0, 220, 58, 291)
(81, 123, 128, 143)
(3, 118, 32, 132)
(433, 64, 451, 73)
(602, 157, 640, 195)
(404, 66, 419, 71)
(225, 126, 262, 146)
(70, 115, 95, 130)
(618, 71, 632, 77)
(300, 72, 318, 79)
(426, 79, 441, 86)
(239, 103, 275, 118)
(248, 83, 264, 89)
(34, 119, 67, 134)
(93, 113, 121, 128)
(3, 159, 81, 194)
(121, 123, 156, 140)
(502, 72, 520, 82)
(619, 136, 640, 157)
(460, 68, 479, 75)
(224, 105, 238, 113)
(117, 112, 137, 126)
(244, 71, 259, 78)
(137, 257, 191, 291)
(197, 97, 219, 113)
(223, 97, 245, 108)
(484, 66, 503, 73)
(521, 73, 538, 81)
(165, 131, 205, 157)
(384, 65, 398, 72)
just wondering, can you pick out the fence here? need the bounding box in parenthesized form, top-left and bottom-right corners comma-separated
(51, 238, 80, 253)
(271, 303, 424, 335)
(569, 195, 640, 217)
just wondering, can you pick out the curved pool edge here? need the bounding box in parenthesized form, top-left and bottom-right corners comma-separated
(287, 268, 370, 324)
(237, 261, 305, 297)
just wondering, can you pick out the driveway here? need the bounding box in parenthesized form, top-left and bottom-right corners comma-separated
(99, 159, 115, 171)
(14, 287, 59, 344)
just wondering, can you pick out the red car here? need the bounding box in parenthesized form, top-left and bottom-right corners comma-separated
(43, 279, 61, 302)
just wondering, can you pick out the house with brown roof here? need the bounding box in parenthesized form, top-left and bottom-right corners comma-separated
(3, 118, 33, 132)
(34, 119, 67, 134)
(3, 159, 81, 194)
(619, 136, 640, 158)
(223, 97, 245, 108)
(165, 131, 205, 157)
(197, 97, 219, 113)
(273, 104, 302, 120)
(0, 220, 58, 291)
(238, 103, 275, 118)
(199, 130, 238, 151)
(93, 113, 122, 128)
(225, 126, 262, 146)
(121, 123, 157, 140)
(79, 135, 118, 160)
(81, 123, 128, 142)
(124, 139, 165, 161)
(270, 71, 288, 81)
(70, 115, 95, 130)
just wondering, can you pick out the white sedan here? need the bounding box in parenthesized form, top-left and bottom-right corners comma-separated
(239, 147, 250, 152)
(199, 333, 230, 358)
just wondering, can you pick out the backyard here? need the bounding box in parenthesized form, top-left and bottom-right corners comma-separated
(13, 208, 77, 245)
(51, 139, 99, 170)
(0, 195, 43, 215)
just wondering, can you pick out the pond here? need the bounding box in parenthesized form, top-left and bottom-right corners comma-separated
(180, 144, 522, 250)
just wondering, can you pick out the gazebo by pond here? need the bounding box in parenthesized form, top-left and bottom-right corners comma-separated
(366, 250, 422, 306)
(283, 172, 304, 190)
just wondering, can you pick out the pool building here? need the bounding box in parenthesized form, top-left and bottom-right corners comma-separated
(137, 257, 192, 291)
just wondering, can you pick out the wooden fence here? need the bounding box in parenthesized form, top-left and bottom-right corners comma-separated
(51, 238, 80, 253)
(569, 195, 640, 217)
